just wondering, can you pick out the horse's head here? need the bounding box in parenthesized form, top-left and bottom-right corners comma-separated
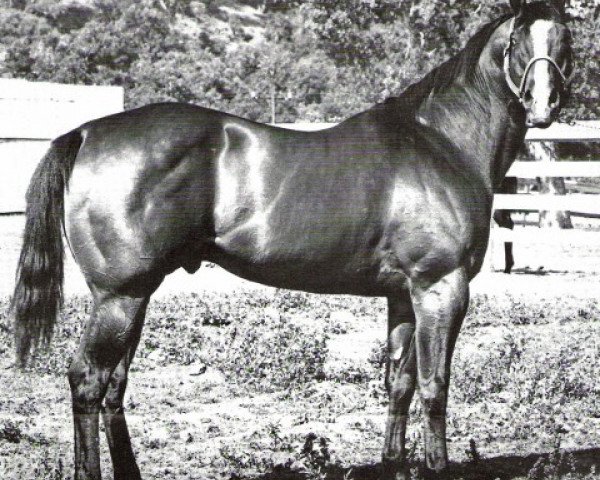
(504, 0, 573, 127)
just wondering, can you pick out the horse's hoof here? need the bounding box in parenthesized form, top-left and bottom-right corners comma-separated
(380, 460, 410, 480)
(380, 472, 410, 480)
(422, 466, 450, 480)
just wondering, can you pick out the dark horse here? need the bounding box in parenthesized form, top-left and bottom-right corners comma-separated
(12, 1, 572, 478)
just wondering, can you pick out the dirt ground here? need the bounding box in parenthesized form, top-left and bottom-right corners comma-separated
(1, 214, 599, 480)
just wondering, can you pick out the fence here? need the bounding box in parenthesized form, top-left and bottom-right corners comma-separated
(493, 123, 600, 245)
(0, 79, 124, 213)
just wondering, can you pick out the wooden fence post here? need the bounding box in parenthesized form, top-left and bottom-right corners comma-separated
(526, 141, 573, 229)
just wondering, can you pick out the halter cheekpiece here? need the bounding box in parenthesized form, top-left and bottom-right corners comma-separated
(502, 17, 569, 104)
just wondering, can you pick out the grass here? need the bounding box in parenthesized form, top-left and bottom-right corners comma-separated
(0, 290, 599, 479)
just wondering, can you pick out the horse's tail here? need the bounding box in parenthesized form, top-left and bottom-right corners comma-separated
(11, 129, 83, 367)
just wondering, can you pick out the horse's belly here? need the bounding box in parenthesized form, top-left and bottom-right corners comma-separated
(212, 258, 406, 295)
(206, 231, 407, 295)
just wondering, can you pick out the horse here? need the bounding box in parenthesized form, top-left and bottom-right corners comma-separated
(11, 1, 572, 478)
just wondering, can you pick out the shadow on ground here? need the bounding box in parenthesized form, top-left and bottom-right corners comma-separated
(509, 267, 552, 276)
(252, 448, 600, 479)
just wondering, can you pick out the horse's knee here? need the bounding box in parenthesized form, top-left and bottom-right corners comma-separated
(419, 380, 447, 417)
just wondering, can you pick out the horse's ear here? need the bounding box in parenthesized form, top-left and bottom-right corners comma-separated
(509, 0, 526, 16)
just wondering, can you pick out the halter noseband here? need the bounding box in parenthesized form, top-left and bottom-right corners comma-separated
(503, 17, 569, 104)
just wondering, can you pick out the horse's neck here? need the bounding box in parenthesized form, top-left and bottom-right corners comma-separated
(416, 86, 525, 191)
(416, 20, 527, 191)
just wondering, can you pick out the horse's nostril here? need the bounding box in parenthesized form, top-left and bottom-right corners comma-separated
(527, 116, 553, 128)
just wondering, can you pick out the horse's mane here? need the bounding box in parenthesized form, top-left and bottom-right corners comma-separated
(382, 14, 512, 113)
(384, 1, 565, 114)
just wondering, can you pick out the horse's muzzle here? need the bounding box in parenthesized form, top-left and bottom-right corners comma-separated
(525, 114, 554, 128)
(524, 90, 561, 129)
(525, 102, 559, 128)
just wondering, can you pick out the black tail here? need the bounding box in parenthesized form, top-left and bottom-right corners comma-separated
(11, 130, 82, 367)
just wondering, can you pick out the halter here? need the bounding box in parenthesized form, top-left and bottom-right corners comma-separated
(502, 17, 569, 104)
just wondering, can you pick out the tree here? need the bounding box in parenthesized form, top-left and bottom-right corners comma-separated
(563, 1, 600, 119)
(0, 0, 597, 122)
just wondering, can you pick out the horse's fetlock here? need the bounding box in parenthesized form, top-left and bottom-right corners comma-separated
(381, 456, 410, 480)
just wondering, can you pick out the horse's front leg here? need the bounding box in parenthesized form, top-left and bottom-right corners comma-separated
(410, 268, 469, 475)
(494, 177, 517, 274)
(382, 297, 417, 480)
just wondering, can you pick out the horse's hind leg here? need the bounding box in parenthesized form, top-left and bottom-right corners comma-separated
(68, 290, 155, 480)
(382, 297, 417, 480)
(102, 304, 148, 480)
(410, 268, 469, 475)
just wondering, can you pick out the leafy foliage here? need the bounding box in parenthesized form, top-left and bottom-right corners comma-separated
(0, 0, 597, 121)
(1, 289, 599, 478)
(211, 306, 328, 393)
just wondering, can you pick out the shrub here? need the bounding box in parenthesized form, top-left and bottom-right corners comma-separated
(212, 308, 328, 393)
(0, 420, 23, 443)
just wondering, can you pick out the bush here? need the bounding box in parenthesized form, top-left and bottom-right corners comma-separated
(0, 420, 24, 443)
(212, 308, 328, 393)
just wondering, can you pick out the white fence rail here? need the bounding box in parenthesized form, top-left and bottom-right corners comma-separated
(0, 79, 124, 214)
(496, 160, 600, 216)
(1, 106, 598, 220)
(494, 193, 600, 216)
(506, 161, 600, 178)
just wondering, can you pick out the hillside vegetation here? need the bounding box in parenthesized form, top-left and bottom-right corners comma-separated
(0, 0, 598, 123)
